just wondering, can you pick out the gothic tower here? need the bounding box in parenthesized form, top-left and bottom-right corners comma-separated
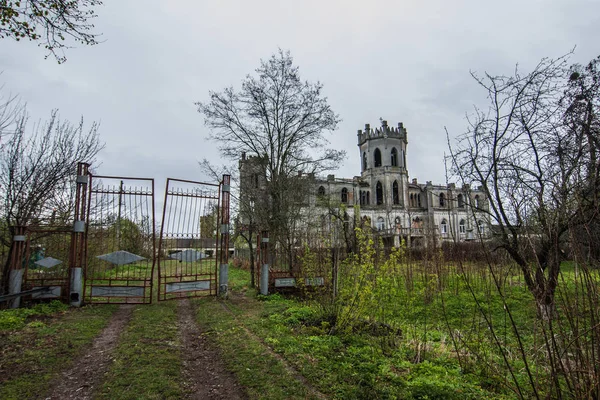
(357, 120, 409, 209)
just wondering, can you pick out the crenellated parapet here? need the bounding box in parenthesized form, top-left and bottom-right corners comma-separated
(357, 120, 407, 145)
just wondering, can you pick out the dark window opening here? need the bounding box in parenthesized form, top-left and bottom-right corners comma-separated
(317, 186, 325, 196)
(362, 152, 367, 171)
(392, 180, 399, 205)
(376, 181, 383, 205)
(391, 148, 398, 167)
(439, 192, 445, 207)
(374, 148, 382, 167)
(457, 194, 464, 208)
(341, 187, 348, 203)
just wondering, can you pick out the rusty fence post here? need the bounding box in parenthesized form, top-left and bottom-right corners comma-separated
(218, 174, 231, 298)
(69, 162, 89, 307)
(8, 226, 27, 308)
(260, 230, 269, 295)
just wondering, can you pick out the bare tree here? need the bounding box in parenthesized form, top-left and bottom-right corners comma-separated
(0, 85, 24, 139)
(0, 0, 103, 63)
(0, 108, 103, 293)
(449, 53, 600, 319)
(561, 56, 600, 264)
(197, 50, 345, 270)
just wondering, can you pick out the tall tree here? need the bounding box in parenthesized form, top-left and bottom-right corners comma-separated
(0, 0, 103, 63)
(0, 107, 103, 293)
(561, 56, 600, 263)
(197, 50, 344, 268)
(449, 53, 600, 319)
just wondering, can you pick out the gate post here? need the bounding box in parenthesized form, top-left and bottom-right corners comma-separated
(8, 226, 26, 309)
(218, 174, 231, 298)
(69, 162, 89, 307)
(260, 230, 269, 295)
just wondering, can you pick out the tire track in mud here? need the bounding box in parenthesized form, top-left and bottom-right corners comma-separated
(177, 298, 247, 399)
(45, 305, 134, 400)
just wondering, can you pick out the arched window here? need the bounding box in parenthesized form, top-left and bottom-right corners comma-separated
(366, 191, 370, 205)
(457, 194, 464, 208)
(391, 148, 398, 167)
(374, 148, 382, 167)
(409, 193, 414, 207)
(317, 186, 325, 196)
(459, 219, 466, 234)
(440, 219, 448, 235)
(478, 220, 485, 234)
(439, 192, 445, 207)
(376, 217, 385, 231)
(417, 194, 422, 207)
(376, 181, 383, 205)
(392, 181, 399, 205)
(474, 195, 480, 209)
(341, 187, 348, 203)
(362, 152, 367, 171)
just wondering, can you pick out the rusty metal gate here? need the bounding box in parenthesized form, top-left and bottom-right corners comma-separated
(21, 226, 73, 301)
(157, 177, 230, 301)
(84, 175, 156, 304)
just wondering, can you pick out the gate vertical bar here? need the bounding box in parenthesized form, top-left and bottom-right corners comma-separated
(260, 230, 269, 295)
(69, 162, 89, 307)
(8, 226, 26, 308)
(218, 174, 231, 297)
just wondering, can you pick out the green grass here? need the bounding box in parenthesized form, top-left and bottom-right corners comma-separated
(0, 304, 118, 399)
(194, 294, 320, 400)
(0, 300, 69, 331)
(97, 301, 184, 400)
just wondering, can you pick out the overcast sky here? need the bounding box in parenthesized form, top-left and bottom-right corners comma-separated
(1, 0, 599, 190)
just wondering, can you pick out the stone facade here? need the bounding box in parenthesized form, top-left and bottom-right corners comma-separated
(239, 120, 489, 247)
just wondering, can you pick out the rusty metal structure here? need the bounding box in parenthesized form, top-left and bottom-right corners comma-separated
(84, 174, 156, 304)
(4, 163, 231, 307)
(157, 177, 227, 300)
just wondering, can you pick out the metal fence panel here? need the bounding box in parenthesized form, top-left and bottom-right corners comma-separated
(157, 178, 220, 301)
(84, 175, 156, 304)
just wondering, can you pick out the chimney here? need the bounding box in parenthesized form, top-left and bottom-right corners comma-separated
(382, 120, 388, 127)
(365, 123, 370, 131)
(241, 151, 246, 160)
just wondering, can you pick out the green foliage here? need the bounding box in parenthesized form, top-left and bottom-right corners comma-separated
(0, 0, 103, 63)
(0, 300, 68, 331)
